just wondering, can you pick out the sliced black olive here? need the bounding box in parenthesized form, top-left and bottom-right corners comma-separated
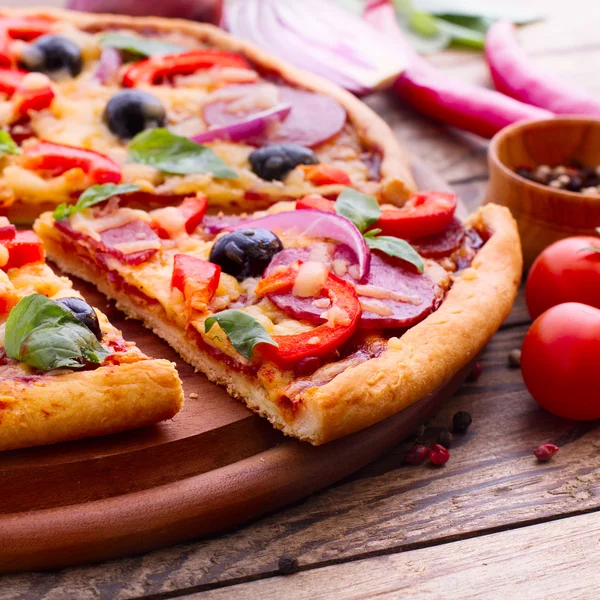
(209, 228, 283, 281)
(19, 35, 83, 78)
(249, 143, 318, 181)
(103, 89, 167, 140)
(56, 297, 102, 340)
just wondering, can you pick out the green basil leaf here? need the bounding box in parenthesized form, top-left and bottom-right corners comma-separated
(365, 235, 424, 273)
(100, 32, 186, 58)
(0, 130, 21, 157)
(412, 0, 542, 23)
(433, 16, 485, 48)
(335, 188, 381, 232)
(363, 228, 382, 238)
(204, 309, 277, 360)
(53, 183, 141, 221)
(129, 129, 238, 179)
(5, 294, 111, 371)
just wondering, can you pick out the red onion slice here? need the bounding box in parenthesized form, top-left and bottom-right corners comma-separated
(94, 46, 122, 85)
(228, 209, 370, 281)
(190, 103, 291, 145)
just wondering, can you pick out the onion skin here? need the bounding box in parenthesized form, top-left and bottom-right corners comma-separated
(66, 0, 223, 25)
(486, 21, 600, 116)
(364, 0, 552, 139)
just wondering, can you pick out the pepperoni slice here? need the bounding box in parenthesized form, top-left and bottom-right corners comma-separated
(411, 217, 465, 258)
(203, 84, 347, 148)
(264, 246, 436, 329)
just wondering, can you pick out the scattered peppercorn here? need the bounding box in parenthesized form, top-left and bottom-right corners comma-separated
(278, 553, 299, 575)
(534, 443, 559, 462)
(405, 444, 430, 465)
(508, 349, 522, 368)
(467, 360, 482, 382)
(515, 162, 600, 194)
(437, 429, 453, 449)
(429, 444, 450, 466)
(452, 411, 472, 434)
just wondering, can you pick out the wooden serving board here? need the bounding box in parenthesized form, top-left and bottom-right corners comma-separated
(0, 162, 470, 574)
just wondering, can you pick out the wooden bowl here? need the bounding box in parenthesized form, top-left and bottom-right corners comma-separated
(486, 117, 600, 269)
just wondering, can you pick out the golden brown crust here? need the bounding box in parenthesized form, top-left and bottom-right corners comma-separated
(37, 203, 521, 446)
(0, 6, 416, 205)
(0, 359, 184, 451)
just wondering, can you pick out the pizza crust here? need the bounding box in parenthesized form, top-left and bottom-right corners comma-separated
(0, 7, 416, 206)
(0, 358, 184, 451)
(37, 203, 521, 445)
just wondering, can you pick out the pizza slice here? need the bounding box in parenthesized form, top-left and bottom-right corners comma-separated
(0, 220, 184, 451)
(34, 189, 521, 445)
(0, 8, 413, 223)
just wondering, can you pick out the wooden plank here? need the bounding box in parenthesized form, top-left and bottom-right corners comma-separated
(197, 511, 600, 600)
(3, 305, 599, 598)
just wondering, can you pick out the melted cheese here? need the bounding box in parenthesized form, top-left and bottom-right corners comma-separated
(292, 262, 328, 298)
(112, 239, 162, 254)
(359, 298, 394, 316)
(70, 208, 152, 239)
(320, 304, 351, 327)
(355, 284, 422, 306)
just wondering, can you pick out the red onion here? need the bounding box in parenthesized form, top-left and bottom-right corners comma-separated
(189, 103, 291, 144)
(486, 21, 600, 116)
(228, 209, 371, 281)
(94, 46, 122, 85)
(223, 0, 405, 95)
(67, 0, 223, 25)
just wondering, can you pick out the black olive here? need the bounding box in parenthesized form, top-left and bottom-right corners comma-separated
(19, 35, 83, 78)
(249, 143, 318, 181)
(209, 228, 283, 281)
(56, 297, 102, 340)
(103, 90, 167, 140)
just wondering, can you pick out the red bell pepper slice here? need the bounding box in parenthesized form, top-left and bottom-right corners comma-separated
(2, 230, 45, 270)
(171, 253, 221, 312)
(374, 191, 457, 240)
(0, 17, 55, 41)
(13, 78, 55, 116)
(179, 195, 208, 234)
(301, 164, 352, 186)
(122, 49, 252, 87)
(296, 194, 336, 213)
(0, 31, 13, 68)
(255, 263, 361, 368)
(0, 67, 26, 96)
(22, 141, 122, 184)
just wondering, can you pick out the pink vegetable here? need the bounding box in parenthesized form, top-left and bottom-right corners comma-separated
(203, 85, 347, 148)
(228, 209, 371, 281)
(94, 46, 122, 85)
(67, 0, 223, 24)
(363, 0, 552, 139)
(190, 103, 291, 145)
(486, 21, 600, 116)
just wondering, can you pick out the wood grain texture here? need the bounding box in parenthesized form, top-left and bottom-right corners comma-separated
(198, 511, 600, 600)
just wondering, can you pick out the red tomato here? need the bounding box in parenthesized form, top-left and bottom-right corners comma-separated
(521, 302, 600, 420)
(296, 194, 335, 212)
(526, 236, 600, 319)
(374, 191, 457, 239)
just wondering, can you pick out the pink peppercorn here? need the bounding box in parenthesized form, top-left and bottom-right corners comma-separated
(534, 443, 559, 462)
(405, 444, 429, 465)
(429, 444, 450, 466)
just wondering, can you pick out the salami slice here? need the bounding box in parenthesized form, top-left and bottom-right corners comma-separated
(264, 246, 436, 329)
(412, 217, 465, 258)
(203, 84, 347, 148)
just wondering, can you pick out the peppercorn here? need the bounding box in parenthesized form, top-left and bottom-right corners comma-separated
(278, 553, 299, 575)
(534, 443, 559, 462)
(508, 349, 522, 368)
(437, 429, 453, 449)
(452, 411, 472, 434)
(429, 444, 450, 466)
(405, 444, 429, 465)
(467, 360, 482, 382)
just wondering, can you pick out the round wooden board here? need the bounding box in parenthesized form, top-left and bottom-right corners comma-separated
(0, 162, 470, 574)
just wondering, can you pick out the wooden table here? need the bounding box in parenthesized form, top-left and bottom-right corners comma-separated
(2, 1, 600, 598)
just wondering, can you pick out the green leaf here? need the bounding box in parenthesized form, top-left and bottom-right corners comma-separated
(129, 129, 238, 179)
(363, 228, 382, 238)
(53, 183, 141, 221)
(433, 16, 485, 48)
(412, 0, 543, 23)
(365, 235, 424, 273)
(5, 294, 111, 371)
(335, 188, 381, 233)
(0, 130, 21, 157)
(204, 309, 277, 360)
(100, 32, 186, 58)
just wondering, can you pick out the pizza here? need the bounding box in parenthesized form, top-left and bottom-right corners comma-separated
(35, 186, 521, 445)
(0, 219, 183, 451)
(0, 7, 414, 224)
